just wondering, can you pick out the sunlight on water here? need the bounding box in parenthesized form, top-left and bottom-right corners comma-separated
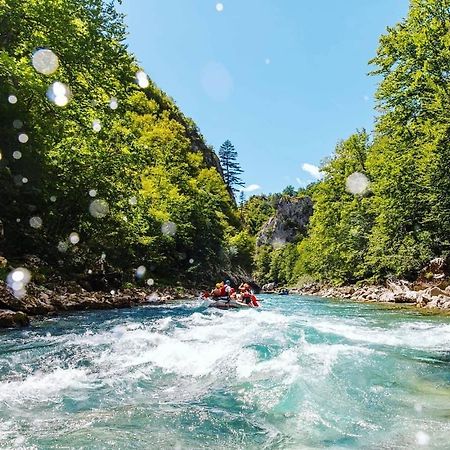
(0, 295, 449, 449)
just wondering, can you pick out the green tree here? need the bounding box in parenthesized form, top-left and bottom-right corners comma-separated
(0, 0, 238, 285)
(218, 140, 244, 196)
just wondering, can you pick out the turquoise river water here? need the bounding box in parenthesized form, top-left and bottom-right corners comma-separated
(0, 295, 449, 449)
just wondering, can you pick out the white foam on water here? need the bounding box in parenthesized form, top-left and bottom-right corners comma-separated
(307, 318, 450, 350)
(2, 299, 450, 449)
(0, 368, 90, 404)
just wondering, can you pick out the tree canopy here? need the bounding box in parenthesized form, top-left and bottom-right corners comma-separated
(0, 0, 241, 285)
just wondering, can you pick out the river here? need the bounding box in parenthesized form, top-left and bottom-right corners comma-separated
(1, 295, 449, 449)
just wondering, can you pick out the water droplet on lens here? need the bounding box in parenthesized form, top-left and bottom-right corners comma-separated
(13, 175, 23, 186)
(69, 232, 80, 244)
(22, 177, 28, 184)
(147, 278, 154, 286)
(415, 431, 430, 446)
(346, 172, 370, 195)
(32, 49, 59, 75)
(136, 70, 149, 88)
(46, 81, 71, 107)
(92, 119, 101, 132)
(89, 199, 109, 218)
(8, 95, 17, 104)
(136, 265, 146, 278)
(161, 221, 177, 237)
(18, 133, 28, 143)
(129, 196, 137, 205)
(12, 151, 22, 159)
(89, 189, 97, 197)
(189, 258, 194, 264)
(7, 267, 31, 298)
(109, 97, 118, 110)
(13, 119, 23, 129)
(57, 241, 68, 252)
(50, 195, 57, 202)
(29, 216, 43, 229)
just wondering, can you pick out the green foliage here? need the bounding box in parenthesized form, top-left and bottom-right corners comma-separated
(0, 0, 237, 283)
(240, 195, 276, 235)
(218, 140, 244, 196)
(227, 230, 255, 273)
(285, 0, 450, 285)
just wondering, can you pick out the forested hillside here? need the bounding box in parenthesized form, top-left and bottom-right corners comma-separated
(248, 0, 450, 286)
(0, 0, 241, 285)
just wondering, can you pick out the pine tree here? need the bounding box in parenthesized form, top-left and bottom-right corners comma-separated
(218, 140, 244, 195)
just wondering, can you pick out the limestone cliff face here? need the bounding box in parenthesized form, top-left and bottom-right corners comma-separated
(257, 197, 313, 247)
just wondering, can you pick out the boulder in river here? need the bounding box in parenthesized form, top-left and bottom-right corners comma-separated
(0, 309, 29, 328)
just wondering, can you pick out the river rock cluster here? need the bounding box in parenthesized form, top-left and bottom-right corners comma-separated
(0, 281, 197, 328)
(293, 281, 450, 310)
(266, 258, 450, 312)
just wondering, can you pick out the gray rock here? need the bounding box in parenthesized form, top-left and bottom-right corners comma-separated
(257, 197, 313, 247)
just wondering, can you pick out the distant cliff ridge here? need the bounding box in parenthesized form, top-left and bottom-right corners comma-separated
(257, 197, 313, 247)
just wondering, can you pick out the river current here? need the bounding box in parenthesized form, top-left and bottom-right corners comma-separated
(0, 295, 449, 449)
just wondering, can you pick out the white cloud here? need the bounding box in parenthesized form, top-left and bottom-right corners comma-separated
(301, 163, 322, 179)
(241, 184, 261, 192)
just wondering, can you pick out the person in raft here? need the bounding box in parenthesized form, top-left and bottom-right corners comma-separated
(209, 281, 234, 299)
(238, 283, 259, 307)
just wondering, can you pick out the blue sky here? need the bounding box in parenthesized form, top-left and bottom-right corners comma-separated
(118, 0, 409, 195)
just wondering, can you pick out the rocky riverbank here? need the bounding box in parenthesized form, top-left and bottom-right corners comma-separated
(290, 280, 450, 312)
(0, 281, 199, 329)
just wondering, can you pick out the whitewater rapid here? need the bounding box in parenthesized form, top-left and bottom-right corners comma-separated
(0, 295, 449, 449)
